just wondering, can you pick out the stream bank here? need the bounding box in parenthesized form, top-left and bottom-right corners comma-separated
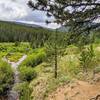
(3, 55, 27, 100)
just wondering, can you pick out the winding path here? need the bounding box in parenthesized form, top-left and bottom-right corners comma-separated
(3, 55, 27, 100)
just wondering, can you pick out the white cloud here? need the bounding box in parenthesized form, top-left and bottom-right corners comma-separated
(16, 20, 61, 29)
(93, 18, 100, 23)
(0, 0, 59, 29)
(0, 0, 29, 20)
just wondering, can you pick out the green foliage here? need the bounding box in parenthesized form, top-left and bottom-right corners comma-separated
(59, 54, 80, 77)
(19, 66, 37, 82)
(0, 43, 32, 62)
(64, 45, 79, 55)
(94, 66, 100, 74)
(13, 82, 32, 100)
(45, 31, 67, 53)
(0, 42, 31, 53)
(44, 30, 68, 78)
(14, 41, 20, 46)
(0, 21, 53, 45)
(79, 45, 95, 73)
(0, 60, 13, 95)
(6, 52, 23, 62)
(67, 63, 80, 76)
(28, 0, 100, 35)
(44, 75, 71, 98)
(21, 48, 46, 67)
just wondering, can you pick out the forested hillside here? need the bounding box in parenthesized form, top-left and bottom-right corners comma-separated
(0, 21, 52, 42)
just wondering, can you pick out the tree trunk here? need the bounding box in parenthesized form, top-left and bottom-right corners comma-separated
(54, 29, 58, 78)
(54, 46, 57, 78)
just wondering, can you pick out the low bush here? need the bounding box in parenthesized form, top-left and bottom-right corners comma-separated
(21, 48, 46, 67)
(79, 45, 95, 73)
(6, 52, 23, 62)
(14, 41, 20, 46)
(64, 45, 79, 55)
(19, 66, 37, 82)
(94, 66, 100, 74)
(0, 60, 13, 95)
(13, 82, 32, 100)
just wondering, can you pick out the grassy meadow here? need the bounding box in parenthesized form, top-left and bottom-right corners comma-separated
(0, 19, 100, 100)
(0, 41, 100, 100)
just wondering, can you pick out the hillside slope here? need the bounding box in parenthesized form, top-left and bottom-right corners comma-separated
(0, 20, 53, 42)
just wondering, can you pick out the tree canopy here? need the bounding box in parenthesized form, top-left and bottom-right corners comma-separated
(28, 0, 100, 32)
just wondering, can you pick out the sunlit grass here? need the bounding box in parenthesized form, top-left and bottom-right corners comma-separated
(6, 52, 23, 62)
(0, 42, 100, 99)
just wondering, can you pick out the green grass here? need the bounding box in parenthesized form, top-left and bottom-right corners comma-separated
(6, 52, 23, 62)
(0, 42, 32, 62)
(0, 59, 13, 95)
(20, 48, 46, 67)
(0, 42, 100, 99)
(29, 43, 100, 99)
(19, 66, 37, 82)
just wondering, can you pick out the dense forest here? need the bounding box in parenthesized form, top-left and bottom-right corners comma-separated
(0, 21, 52, 43)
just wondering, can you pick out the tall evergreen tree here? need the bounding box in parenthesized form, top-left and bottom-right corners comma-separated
(45, 30, 67, 78)
(28, 0, 100, 33)
(28, 0, 100, 78)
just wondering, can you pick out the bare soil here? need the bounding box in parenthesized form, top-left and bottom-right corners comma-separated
(47, 74, 100, 100)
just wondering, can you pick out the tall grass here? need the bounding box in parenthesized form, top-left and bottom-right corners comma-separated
(21, 48, 46, 67)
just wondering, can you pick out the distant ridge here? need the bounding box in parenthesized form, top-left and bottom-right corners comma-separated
(57, 22, 100, 32)
(0, 20, 99, 32)
(0, 20, 44, 29)
(15, 21, 43, 28)
(57, 25, 70, 32)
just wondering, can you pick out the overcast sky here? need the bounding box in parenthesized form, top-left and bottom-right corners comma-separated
(0, 0, 60, 29)
(0, 0, 99, 29)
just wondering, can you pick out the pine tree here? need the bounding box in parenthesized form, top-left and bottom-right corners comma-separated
(28, 0, 100, 78)
(28, 0, 100, 35)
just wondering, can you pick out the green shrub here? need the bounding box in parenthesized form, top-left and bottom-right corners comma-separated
(13, 82, 32, 100)
(64, 45, 79, 55)
(79, 45, 95, 73)
(94, 66, 100, 74)
(19, 66, 37, 82)
(0, 45, 7, 52)
(21, 48, 46, 67)
(6, 52, 23, 62)
(59, 54, 80, 77)
(14, 41, 20, 46)
(0, 60, 13, 95)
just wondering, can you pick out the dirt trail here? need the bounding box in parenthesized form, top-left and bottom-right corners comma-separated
(3, 55, 27, 100)
(48, 79, 100, 100)
(8, 55, 27, 84)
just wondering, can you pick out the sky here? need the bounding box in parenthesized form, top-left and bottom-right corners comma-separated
(0, 0, 99, 29)
(0, 0, 60, 29)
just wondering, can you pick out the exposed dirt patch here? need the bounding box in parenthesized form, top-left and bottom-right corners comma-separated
(47, 78, 100, 100)
(96, 47, 100, 51)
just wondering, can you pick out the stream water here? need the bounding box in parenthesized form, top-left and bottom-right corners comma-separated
(3, 55, 27, 100)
